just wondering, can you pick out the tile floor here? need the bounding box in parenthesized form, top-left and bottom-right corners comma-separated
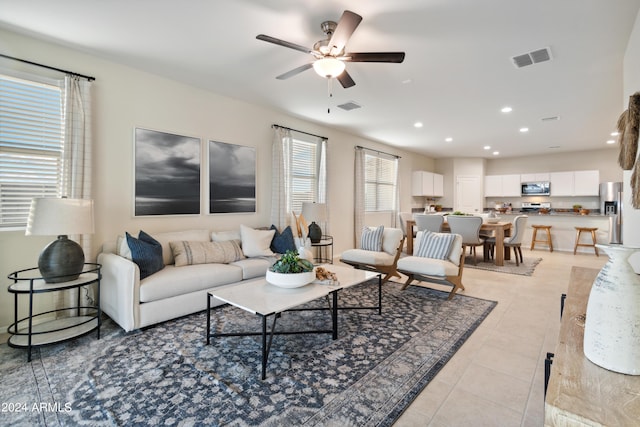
(394, 247, 607, 427)
(0, 248, 606, 426)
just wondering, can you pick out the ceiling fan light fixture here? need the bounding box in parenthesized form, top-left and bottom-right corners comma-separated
(313, 57, 346, 78)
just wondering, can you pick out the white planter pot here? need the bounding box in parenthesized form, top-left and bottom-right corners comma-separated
(266, 270, 315, 288)
(584, 244, 640, 375)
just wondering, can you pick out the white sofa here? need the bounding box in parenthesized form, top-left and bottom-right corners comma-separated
(97, 229, 277, 332)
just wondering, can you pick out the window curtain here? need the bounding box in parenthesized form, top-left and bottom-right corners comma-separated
(270, 127, 292, 229)
(393, 157, 400, 228)
(354, 147, 365, 247)
(60, 75, 93, 311)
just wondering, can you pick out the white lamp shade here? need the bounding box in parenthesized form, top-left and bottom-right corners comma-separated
(301, 202, 327, 223)
(26, 198, 95, 236)
(313, 58, 346, 78)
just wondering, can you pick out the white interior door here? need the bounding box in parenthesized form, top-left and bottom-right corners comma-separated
(456, 175, 483, 213)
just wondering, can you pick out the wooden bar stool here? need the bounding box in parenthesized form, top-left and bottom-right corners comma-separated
(531, 225, 553, 252)
(574, 227, 599, 256)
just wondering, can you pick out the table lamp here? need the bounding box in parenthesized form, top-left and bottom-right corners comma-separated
(25, 198, 95, 283)
(301, 202, 327, 243)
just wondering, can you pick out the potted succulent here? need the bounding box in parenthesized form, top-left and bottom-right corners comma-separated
(573, 204, 582, 213)
(266, 250, 315, 288)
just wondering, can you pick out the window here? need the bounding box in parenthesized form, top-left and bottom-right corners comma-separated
(0, 72, 64, 229)
(288, 132, 326, 214)
(364, 152, 397, 212)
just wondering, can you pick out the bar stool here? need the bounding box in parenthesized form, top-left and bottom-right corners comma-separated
(574, 227, 599, 256)
(531, 225, 553, 252)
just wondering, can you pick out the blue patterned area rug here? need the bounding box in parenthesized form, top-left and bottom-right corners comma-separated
(0, 280, 496, 426)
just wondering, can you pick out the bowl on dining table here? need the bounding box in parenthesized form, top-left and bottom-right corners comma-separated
(485, 217, 501, 224)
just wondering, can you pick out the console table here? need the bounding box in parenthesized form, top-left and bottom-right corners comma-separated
(7, 263, 102, 362)
(544, 266, 640, 426)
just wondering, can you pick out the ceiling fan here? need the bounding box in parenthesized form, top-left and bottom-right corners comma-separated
(256, 10, 405, 89)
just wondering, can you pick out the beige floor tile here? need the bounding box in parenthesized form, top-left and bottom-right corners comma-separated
(472, 344, 538, 382)
(428, 388, 522, 427)
(456, 363, 530, 413)
(398, 379, 453, 425)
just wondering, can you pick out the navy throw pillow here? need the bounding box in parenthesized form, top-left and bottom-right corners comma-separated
(126, 230, 164, 280)
(270, 225, 297, 254)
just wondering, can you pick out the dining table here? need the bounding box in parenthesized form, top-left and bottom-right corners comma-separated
(406, 218, 513, 266)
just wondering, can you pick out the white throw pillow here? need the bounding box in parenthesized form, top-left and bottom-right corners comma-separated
(416, 231, 456, 260)
(116, 235, 132, 260)
(240, 224, 275, 257)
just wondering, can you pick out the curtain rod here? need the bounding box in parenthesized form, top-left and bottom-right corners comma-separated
(355, 145, 401, 159)
(272, 124, 327, 141)
(0, 53, 96, 81)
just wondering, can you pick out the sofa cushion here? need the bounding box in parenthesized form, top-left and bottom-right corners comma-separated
(126, 231, 164, 280)
(415, 231, 457, 260)
(341, 248, 395, 266)
(361, 225, 384, 251)
(270, 225, 297, 254)
(397, 256, 460, 277)
(138, 263, 244, 303)
(230, 257, 275, 280)
(211, 230, 242, 243)
(151, 229, 211, 265)
(169, 240, 245, 267)
(240, 224, 275, 257)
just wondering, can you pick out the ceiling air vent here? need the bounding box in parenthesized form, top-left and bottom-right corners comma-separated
(337, 101, 361, 111)
(511, 47, 553, 68)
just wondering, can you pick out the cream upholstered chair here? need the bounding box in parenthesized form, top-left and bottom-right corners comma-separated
(340, 226, 405, 283)
(398, 212, 415, 237)
(445, 215, 484, 265)
(397, 231, 465, 300)
(486, 215, 528, 265)
(414, 214, 444, 232)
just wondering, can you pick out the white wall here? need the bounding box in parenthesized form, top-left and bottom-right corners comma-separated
(623, 8, 640, 247)
(0, 28, 434, 330)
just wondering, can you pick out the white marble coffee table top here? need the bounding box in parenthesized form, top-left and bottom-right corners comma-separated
(209, 264, 378, 316)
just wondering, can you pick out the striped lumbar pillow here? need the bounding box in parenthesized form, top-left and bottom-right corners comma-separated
(361, 225, 384, 251)
(169, 240, 245, 267)
(416, 231, 456, 260)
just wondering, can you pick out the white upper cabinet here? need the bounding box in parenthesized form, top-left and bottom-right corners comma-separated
(550, 170, 599, 196)
(520, 173, 550, 182)
(412, 171, 444, 197)
(484, 174, 521, 197)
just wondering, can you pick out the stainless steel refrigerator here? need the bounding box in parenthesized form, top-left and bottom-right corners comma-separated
(600, 182, 623, 244)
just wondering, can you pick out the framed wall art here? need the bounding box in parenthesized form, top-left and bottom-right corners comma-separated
(208, 140, 256, 214)
(134, 127, 201, 216)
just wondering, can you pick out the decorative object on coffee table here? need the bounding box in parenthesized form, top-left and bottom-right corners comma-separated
(266, 250, 315, 288)
(583, 244, 640, 375)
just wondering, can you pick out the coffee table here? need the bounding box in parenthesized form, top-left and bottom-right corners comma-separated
(206, 264, 379, 379)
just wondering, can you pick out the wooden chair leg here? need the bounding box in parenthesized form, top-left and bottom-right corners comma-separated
(401, 274, 414, 290)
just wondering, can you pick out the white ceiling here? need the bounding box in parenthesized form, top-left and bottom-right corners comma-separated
(1, 0, 639, 158)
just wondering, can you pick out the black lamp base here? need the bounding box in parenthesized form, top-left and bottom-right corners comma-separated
(308, 222, 322, 244)
(38, 235, 85, 283)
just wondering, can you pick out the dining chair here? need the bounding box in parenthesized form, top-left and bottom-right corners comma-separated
(445, 215, 484, 265)
(486, 215, 529, 266)
(414, 214, 444, 232)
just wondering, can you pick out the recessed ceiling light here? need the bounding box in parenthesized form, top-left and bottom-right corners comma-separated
(606, 139, 616, 145)
(611, 131, 619, 136)
(519, 127, 529, 133)
(484, 145, 491, 150)
(501, 106, 512, 113)
(445, 137, 453, 142)
(493, 151, 500, 155)
(414, 122, 423, 128)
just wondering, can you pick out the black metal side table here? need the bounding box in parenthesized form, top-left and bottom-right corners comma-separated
(7, 263, 102, 362)
(311, 235, 333, 264)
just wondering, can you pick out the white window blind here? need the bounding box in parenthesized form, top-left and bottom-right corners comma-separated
(0, 73, 63, 228)
(364, 152, 397, 212)
(288, 133, 326, 214)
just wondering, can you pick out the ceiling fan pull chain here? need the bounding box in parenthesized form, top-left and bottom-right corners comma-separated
(327, 78, 332, 114)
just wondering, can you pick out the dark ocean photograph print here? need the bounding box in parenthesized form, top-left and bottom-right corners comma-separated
(209, 140, 256, 214)
(134, 128, 201, 216)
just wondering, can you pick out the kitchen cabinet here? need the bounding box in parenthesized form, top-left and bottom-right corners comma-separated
(521, 173, 550, 182)
(484, 174, 521, 197)
(550, 170, 599, 196)
(412, 171, 443, 197)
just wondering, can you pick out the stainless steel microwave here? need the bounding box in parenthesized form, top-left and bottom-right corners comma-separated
(521, 182, 550, 196)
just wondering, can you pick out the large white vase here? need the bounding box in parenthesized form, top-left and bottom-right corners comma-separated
(583, 244, 640, 375)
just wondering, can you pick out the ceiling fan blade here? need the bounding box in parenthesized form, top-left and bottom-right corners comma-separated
(256, 34, 313, 54)
(276, 63, 314, 80)
(345, 52, 406, 63)
(328, 10, 362, 55)
(337, 70, 356, 88)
